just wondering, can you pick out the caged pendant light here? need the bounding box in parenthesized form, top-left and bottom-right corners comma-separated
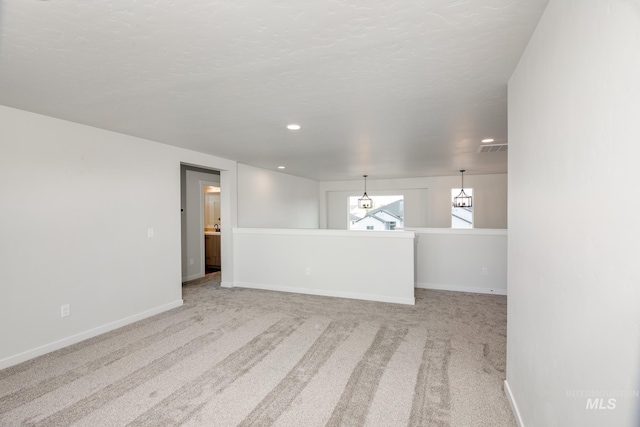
(453, 170, 472, 208)
(358, 175, 373, 209)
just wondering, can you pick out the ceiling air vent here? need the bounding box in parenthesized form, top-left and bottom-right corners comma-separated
(478, 143, 508, 153)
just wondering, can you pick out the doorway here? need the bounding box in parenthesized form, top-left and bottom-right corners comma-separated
(180, 165, 221, 282)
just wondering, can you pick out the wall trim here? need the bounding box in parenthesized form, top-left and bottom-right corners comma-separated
(504, 380, 525, 427)
(233, 227, 415, 239)
(182, 273, 204, 282)
(415, 282, 507, 295)
(409, 227, 508, 236)
(0, 299, 183, 371)
(232, 281, 415, 305)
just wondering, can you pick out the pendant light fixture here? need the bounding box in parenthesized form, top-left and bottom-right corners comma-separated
(453, 170, 472, 208)
(358, 175, 373, 209)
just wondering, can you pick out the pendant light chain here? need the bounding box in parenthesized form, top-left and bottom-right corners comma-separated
(358, 174, 373, 209)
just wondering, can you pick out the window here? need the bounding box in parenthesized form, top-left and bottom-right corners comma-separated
(349, 195, 404, 231)
(451, 188, 473, 228)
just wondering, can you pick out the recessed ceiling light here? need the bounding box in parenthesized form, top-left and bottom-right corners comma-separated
(287, 124, 301, 130)
(278, 166, 286, 169)
(482, 138, 494, 143)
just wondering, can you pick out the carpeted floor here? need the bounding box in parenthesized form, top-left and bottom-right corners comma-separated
(0, 273, 516, 426)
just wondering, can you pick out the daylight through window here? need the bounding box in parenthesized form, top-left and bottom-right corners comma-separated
(349, 195, 404, 230)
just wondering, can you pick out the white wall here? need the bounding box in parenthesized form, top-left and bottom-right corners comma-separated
(232, 228, 415, 305)
(506, 1, 640, 426)
(182, 169, 220, 281)
(320, 174, 507, 230)
(237, 163, 320, 229)
(412, 228, 507, 295)
(0, 105, 237, 369)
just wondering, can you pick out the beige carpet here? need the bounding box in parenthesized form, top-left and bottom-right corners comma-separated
(0, 274, 516, 426)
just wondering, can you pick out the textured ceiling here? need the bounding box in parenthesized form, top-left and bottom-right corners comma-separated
(0, 0, 549, 181)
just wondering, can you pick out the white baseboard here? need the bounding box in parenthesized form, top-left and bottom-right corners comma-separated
(220, 281, 234, 288)
(232, 282, 415, 305)
(415, 282, 507, 295)
(182, 272, 204, 282)
(504, 380, 525, 427)
(0, 299, 183, 371)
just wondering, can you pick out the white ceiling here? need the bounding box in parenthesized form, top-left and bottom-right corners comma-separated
(0, 0, 548, 181)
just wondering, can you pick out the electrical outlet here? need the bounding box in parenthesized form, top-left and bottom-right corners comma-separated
(147, 228, 154, 238)
(305, 267, 311, 276)
(482, 267, 488, 276)
(189, 258, 194, 265)
(61, 304, 70, 318)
